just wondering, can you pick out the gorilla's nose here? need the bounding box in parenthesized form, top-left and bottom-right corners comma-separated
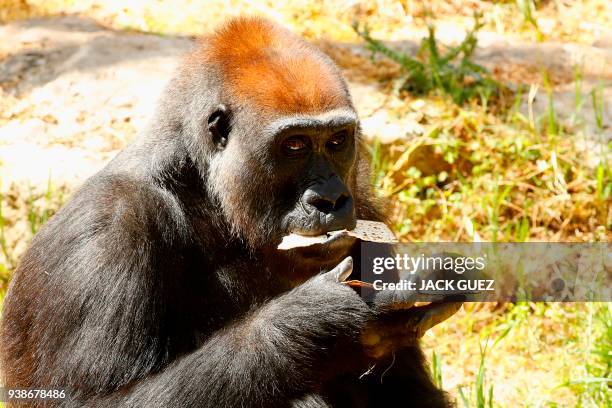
(306, 190, 349, 214)
(303, 176, 356, 231)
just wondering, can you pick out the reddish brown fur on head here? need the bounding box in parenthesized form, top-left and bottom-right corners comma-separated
(198, 16, 350, 115)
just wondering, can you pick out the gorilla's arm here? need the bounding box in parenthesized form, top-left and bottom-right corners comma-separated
(1, 177, 370, 408)
(96, 262, 367, 408)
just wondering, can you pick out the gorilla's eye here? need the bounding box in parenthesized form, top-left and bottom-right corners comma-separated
(327, 130, 348, 148)
(282, 136, 309, 154)
(208, 105, 231, 150)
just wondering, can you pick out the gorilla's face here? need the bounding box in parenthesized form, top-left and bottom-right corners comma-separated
(272, 110, 358, 237)
(206, 106, 358, 255)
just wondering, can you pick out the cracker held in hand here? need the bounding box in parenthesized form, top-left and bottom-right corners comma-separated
(278, 220, 398, 250)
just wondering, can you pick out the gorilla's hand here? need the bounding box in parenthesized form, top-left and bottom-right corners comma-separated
(358, 254, 474, 360)
(285, 257, 371, 335)
(361, 301, 462, 359)
(283, 255, 463, 360)
(355, 249, 494, 359)
(260, 257, 371, 375)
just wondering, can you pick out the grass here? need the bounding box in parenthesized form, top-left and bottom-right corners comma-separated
(433, 305, 513, 408)
(560, 303, 611, 406)
(27, 174, 61, 235)
(353, 8, 608, 243)
(516, 0, 543, 42)
(0, 175, 64, 288)
(456, 343, 495, 408)
(353, 13, 506, 107)
(426, 302, 611, 407)
(365, 79, 609, 242)
(0, 185, 10, 279)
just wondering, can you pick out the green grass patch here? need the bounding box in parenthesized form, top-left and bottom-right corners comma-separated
(354, 14, 508, 108)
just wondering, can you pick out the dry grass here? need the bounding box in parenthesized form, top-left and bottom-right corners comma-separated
(1, 0, 611, 44)
(369, 94, 610, 243)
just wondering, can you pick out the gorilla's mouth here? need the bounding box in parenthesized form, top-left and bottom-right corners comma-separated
(280, 195, 357, 240)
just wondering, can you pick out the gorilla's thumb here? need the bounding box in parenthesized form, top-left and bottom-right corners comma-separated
(323, 257, 353, 282)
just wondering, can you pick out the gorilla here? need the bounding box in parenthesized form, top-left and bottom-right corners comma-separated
(1, 17, 459, 407)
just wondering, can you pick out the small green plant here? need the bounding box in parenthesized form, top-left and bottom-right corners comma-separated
(558, 303, 611, 406)
(353, 14, 505, 107)
(590, 81, 611, 222)
(595, 163, 611, 202)
(365, 137, 389, 189)
(456, 330, 517, 408)
(541, 69, 559, 139)
(0, 186, 10, 267)
(516, 0, 543, 42)
(431, 351, 443, 389)
(0, 185, 10, 284)
(573, 65, 585, 114)
(26, 174, 63, 236)
(591, 81, 606, 135)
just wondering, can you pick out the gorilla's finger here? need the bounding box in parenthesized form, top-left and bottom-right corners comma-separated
(373, 288, 416, 311)
(322, 256, 353, 282)
(413, 302, 463, 337)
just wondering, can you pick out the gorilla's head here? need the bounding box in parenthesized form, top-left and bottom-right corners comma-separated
(166, 17, 364, 260)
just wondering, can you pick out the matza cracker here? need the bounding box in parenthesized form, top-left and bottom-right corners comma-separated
(278, 220, 397, 250)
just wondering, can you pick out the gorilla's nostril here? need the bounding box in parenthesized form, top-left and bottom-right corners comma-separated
(307, 193, 350, 214)
(303, 176, 352, 216)
(333, 194, 349, 211)
(308, 197, 335, 214)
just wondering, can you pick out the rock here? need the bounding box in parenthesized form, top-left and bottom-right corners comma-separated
(0, 16, 193, 191)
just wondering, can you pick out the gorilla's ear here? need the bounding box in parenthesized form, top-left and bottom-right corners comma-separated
(207, 104, 231, 150)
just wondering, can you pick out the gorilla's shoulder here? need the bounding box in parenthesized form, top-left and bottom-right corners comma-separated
(36, 172, 190, 249)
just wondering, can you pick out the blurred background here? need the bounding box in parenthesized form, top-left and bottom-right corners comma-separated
(0, 1, 610, 406)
